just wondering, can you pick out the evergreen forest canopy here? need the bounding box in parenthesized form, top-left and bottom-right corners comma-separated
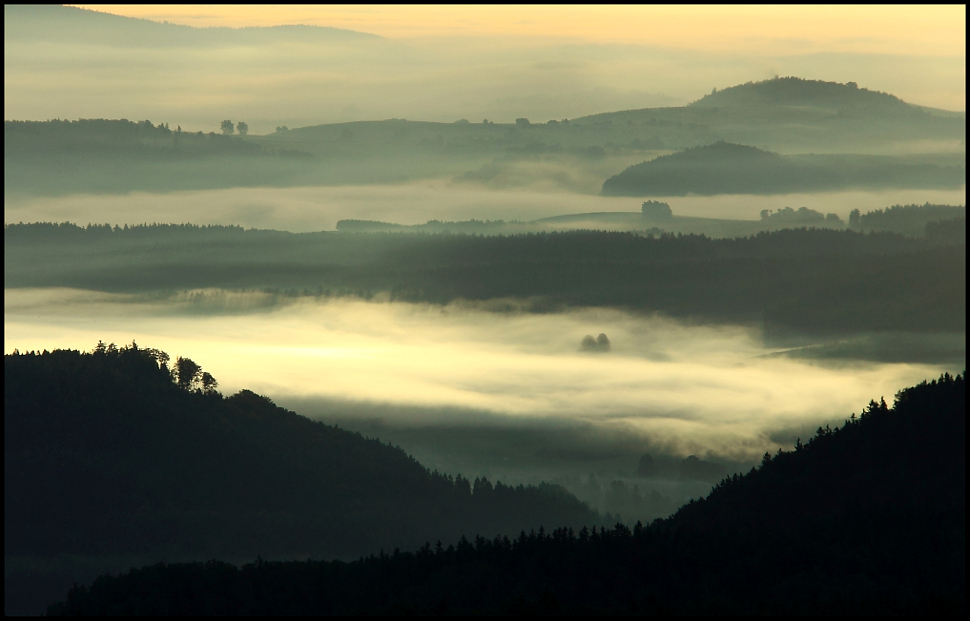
(44, 371, 966, 615)
(5, 221, 965, 340)
(4, 343, 598, 614)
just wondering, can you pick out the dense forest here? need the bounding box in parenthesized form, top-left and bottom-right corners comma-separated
(5, 221, 965, 338)
(4, 345, 598, 614)
(601, 141, 965, 196)
(850, 203, 966, 236)
(46, 372, 965, 614)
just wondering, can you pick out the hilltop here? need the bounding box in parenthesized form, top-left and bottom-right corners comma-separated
(690, 76, 917, 115)
(573, 77, 964, 153)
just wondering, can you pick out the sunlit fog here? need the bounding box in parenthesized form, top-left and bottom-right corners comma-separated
(5, 289, 949, 463)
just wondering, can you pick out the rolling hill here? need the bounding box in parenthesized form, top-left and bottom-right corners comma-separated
(601, 141, 965, 196)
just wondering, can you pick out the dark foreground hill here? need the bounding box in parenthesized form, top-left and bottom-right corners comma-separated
(601, 141, 965, 196)
(46, 372, 965, 615)
(4, 345, 596, 614)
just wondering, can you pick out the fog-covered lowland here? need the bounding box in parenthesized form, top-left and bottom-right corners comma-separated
(4, 5, 966, 616)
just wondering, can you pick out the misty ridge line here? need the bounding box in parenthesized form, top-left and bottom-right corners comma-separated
(5, 77, 964, 200)
(4, 5, 382, 47)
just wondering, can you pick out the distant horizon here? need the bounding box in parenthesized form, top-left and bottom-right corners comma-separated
(5, 75, 965, 133)
(7, 6, 964, 131)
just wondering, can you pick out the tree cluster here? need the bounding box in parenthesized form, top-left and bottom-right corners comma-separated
(849, 202, 965, 236)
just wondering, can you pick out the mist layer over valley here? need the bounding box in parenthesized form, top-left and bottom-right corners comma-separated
(5, 183, 967, 233)
(5, 290, 958, 493)
(5, 5, 966, 616)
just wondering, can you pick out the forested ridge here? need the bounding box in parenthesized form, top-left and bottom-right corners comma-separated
(46, 372, 965, 615)
(5, 223, 965, 336)
(4, 344, 598, 613)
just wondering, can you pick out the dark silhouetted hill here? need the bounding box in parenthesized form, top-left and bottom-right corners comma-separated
(601, 141, 965, 196)
(5, 344, 596, 614)
(46, 373, 965, 614)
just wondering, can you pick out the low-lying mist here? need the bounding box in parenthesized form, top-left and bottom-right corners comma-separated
(6, 289, 952, 463)
(5, 183, 966, 232)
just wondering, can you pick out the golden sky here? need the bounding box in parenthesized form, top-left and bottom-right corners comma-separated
(75, 5, 965, 56)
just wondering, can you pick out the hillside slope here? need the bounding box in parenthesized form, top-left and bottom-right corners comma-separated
(577, 77, 965, 153)
(4, 344, 596, 613)
(47, 372, 965, 614)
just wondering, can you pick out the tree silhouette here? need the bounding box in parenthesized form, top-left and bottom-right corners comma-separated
(236, 121, 248, 136)
(200, 371, 218, 394)
(175, 356, 202, 390)
(220, 120, 234, 135)
(596, 334, 611, 351)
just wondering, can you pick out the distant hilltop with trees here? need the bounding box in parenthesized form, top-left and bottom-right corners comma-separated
(690, 76, 918, 115)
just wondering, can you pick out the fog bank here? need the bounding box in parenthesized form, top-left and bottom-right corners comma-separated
(5, 289, 951, 463)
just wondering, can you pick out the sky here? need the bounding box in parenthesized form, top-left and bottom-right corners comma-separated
(75, 5, 965, 57)
(5, 5, 964, 133)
